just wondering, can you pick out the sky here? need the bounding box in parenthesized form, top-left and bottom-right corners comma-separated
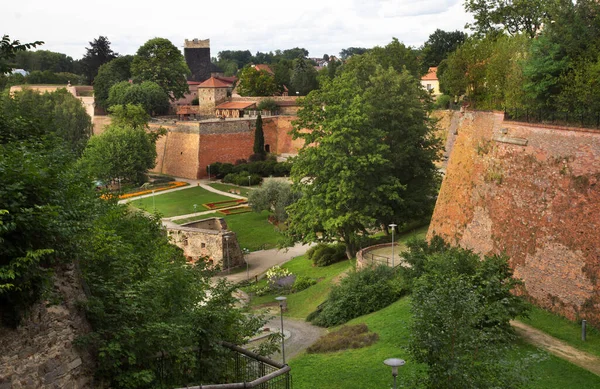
(4, 0, 474, 60)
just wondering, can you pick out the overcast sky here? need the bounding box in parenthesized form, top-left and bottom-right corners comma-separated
(4, 0, 473, 60)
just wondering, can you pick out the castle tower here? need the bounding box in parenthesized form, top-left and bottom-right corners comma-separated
(184, 39, 222, 82)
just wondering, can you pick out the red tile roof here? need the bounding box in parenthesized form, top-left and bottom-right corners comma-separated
(215, 101, 257, 110)
(198, 77, 231, 88)
(253, 64, 274, 75)
(422, 67, 438, 81)
(215, 76, 237, 85)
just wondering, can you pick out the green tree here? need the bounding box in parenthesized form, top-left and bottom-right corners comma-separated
(464, 0, 551, 38)
(80, 36, 118, 84)
(79, 122, 162, 185)
(290, 58, 319, 96)
(107, 80, 169, 115)
(13, 50, 76, 73)
(253, 113, 265, 156)
(408, 240, 529, 389)
(237, 66, 278, 96)
(421, 29, 468, 68)
(0, 35, 43, 74)
(93, 56, 133, 109)
(131, 38, 190, 100)
(108, 103, 151, 130)
(339, 47, 369, 60)
(248, 180, 294, 223)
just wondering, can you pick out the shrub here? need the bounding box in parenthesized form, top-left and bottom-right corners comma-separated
(266, 265, 295, 292)
(306, 243, 346, 266)
(210, 162, 234, 179)
(223, 172, 263, 186)
(257, 98, 278, 112)
(306, 324, 379, 354)
(272, 162, 292, 177)
(191, 97, 199, 105)
(434, 94, 452, 109)
(308, 266, 407, 327)
(292, 276, 317, 293)
(248, 153, 266, 162)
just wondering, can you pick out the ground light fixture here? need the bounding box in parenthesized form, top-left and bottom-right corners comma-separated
(384, 358, 405, 389)
(275, 296, 287, 364)
(389, 223, 397, 268)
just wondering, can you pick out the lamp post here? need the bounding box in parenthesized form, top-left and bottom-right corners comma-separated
(275, 296, 287, 364)
(225, 236, 230, 274)
(193, 204, 198, 213)
(384, 358, 405, 389)
(296, 91, 299, 97)
(389, 223, 397, 268)
(248, 175, 251, 188)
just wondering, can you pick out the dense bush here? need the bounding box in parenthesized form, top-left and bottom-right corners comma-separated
(434, 94, 452, 109)
(306, 243, 347, 266)
(223, 171, 263, 186)
(306, 324, 379, 354)
(292, 276, 317, 292)
(257, 98, 278, 112)
(107, 80, 170, 115)
(210, 160, 292, 179)
(307, 266, 407, 327)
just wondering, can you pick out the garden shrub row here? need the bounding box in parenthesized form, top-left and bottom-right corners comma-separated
(209, 160, 292, 179)
(223, 172, 263, 186)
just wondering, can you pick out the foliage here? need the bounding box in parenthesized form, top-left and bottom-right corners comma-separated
(253, 114, 265, 156)
(248, 180, 294, 223)
(223, 172, 262, 187)
(464, 0, 551, 38)
(339, 47, 369, 60)
(131, 38, 190, 100)
(421, 29, 468, 68)
(79, 123, 162, 186)
(290, 58, 319, 96)
(287, 49, 440, 258)
(24, 70, 85, 85)
(12, 49, 77, 74)
(308, 266, 407, 327)
(305, 243, 347, 267)
(209, 160, 291, 179)
(107, 80, 170, 115)
(307, 324, 378, 354)
(257, 98, 278, 112)
(408, 238, 530, 388)
(80, 36, 118, 84)
(237, 66, 278, 96)
(292, 276, 317, 293)
(107, 103, 151, 130)
(434, 94, 452, 109)
(93, 56, 133, 109)
(0, 35, 44, 75)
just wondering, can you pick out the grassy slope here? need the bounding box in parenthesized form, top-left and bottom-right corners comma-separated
(520, 306, 600, 358)
(289, 299, 600, 389)
(129, 186, 233, 217)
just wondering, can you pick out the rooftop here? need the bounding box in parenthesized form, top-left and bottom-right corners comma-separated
(422, 67, 438, 81)
(198, 77, 232, 88)
(215, 101, 257, 110)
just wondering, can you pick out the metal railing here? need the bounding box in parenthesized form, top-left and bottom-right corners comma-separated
(152, 341, 291, 389)
(504, 108, 600, 130)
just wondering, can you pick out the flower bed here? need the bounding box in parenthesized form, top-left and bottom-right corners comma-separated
(203, 199, 247, 210)
(118, 181, 188, 199)
(218, 206, 252, 215)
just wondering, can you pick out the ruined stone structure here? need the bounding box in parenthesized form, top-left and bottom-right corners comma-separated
(166, 218, 244, 268)
(429, 110, 600, 326)
(184, 39, 222, 83)
(0, 266, 95, 388)
(151, 115, 304, 179)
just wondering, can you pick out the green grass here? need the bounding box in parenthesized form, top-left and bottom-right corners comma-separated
(247, 255, 353, 319)
(175, 210, 282, 252)
(208, 182, 252, 197)
(128, 186, 234, 217)
(519, 305, 600, 358)
(289, 298, 600, 389)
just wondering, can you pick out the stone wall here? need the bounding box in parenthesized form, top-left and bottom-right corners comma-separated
(166, 218, 244, 268)
(0, 266, 94, 388)
(428, 110, 600, 326)
(151, 122, 200, 178)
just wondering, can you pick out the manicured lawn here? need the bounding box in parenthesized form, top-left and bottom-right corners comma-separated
(175, 210, 283, 252)
(248, 255, 354, 319)
(519, 305, 600, 358)
(208, 182, 252, 197)
(289, 298, 600, 389)
(128, 186, 234, 217)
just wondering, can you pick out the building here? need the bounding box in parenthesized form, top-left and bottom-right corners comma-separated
(184, 38, 223, 83)
(421, 67, 441, 98)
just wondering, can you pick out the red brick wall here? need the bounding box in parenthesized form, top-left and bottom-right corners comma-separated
(429, 110, 600, 326)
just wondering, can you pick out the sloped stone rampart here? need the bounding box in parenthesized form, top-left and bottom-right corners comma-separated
(0, 266, 94, 388)
(428, 110, 600, 326)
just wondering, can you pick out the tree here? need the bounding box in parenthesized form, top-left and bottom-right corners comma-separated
(80, 36, 118, 83)
(93, 56, 133, 109)
(107, 80, 170, 115)
(464, 0, 551, 38)
(108, 103, 151, 130)
(339, 47, 369, 60)
(248, 180, 294, 223)
(281, 47, 309, 60)
(0, 35, 43, 74)
(13, 50, 76, 73)
(131, 38, 190, 100)
(79, 120, 163, 185)
(422, 29, 468, 68)
(408, 239, 529, 389)
(236, 66, 278, 96)
(253, 114, 265, 156)
(290, 58, 319, 96)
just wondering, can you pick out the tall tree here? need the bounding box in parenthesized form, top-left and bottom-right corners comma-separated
(464, 0, 551, 38)
(339, 47, 369, 60)
(236, 66, 278, 96)
(253, 114, 265, 156)
(422, 29, 468, 68)
(80, 36, 118, 84)
(290, 58, 319, 96)
(93, 55, 133, 109)
(131, 38, 190, 100)
(0, 35, 43, 74)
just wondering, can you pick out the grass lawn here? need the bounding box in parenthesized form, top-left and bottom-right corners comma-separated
(247, 255, 354, 319)
(519, 305, 600, 358)
(128, 186, 234, 217)
(208, 182, 252, 197)
(175, 210, 283, 252)
(288, 298, 600, 389)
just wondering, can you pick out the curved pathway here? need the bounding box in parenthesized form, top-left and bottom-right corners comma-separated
(263, 316, 326, 364)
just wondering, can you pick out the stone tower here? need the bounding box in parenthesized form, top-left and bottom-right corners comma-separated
(184, 39, 221, 83)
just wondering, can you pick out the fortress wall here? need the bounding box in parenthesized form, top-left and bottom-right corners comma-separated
(428, 110, 600, 325)
(263, 116, 304, 155)
(151, 122, 200, 179)
(198, 120, 254, 178)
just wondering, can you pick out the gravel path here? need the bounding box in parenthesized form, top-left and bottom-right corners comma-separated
(263, 315, 326, 364)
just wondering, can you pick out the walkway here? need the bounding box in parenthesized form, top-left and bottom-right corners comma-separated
(511, 320, 600, 376)
(262, 316, 326, 364)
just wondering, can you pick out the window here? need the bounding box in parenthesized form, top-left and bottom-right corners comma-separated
(201, 243, 206, 248)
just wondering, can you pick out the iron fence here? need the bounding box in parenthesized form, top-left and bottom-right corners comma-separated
(504, 108, 600, 129)
(152, 342, 291, 389)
